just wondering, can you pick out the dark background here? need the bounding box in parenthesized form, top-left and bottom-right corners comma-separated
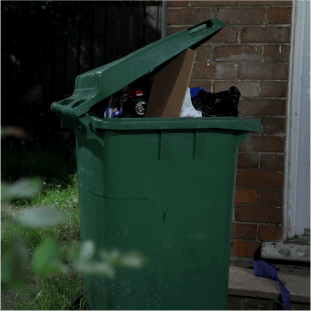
(2, 1, 162, 181)
(2, 1, 162, 144)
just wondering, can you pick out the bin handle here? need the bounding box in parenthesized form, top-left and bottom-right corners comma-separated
(188, 20, 214, 34)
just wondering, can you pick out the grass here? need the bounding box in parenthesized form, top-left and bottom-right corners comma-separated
(1, 139, 86, 310)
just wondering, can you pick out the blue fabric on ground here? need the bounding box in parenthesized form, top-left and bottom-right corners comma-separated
(254, 260, 292, 310)
(190, 87, 209, 99)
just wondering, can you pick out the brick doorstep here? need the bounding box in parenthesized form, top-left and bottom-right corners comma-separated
(228, 264, 310, 304)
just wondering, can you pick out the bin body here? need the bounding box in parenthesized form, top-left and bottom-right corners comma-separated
(75, 117, 262, 310)
(50, 18, 262, 310)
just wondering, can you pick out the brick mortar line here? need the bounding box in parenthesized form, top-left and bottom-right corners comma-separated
(191, 80, 288, 83)
(196, 76, 287, 80)
(233, 223, 283, 228)
(235, 191, 281, 196)
(226, 185, 281, 193)
(262, 44, 265, 62)
(193, 61, 290, 64)
(240, 136, 286, 139)
(236, 172, 284, 174)
(232, 238, 282, 241)
(186, 95, 287, 100)
(200, 43, 291, 46)
(235, 178, 271, 184)
(191, 78, 288, 81)
(186, 25, 288, 31)
(265, 6, 268, 25)
(169, 6, 293, 9)
(232, 240, 282, 243)
(167, 24, 291, 27)
(240, 97, 288, 99)
(235, 206, 283, 209)
(235, 187, 283, 191)
(240, 96, 287, 98)
(246, 133, 286, 135)
(241, 114, 287, 119)
(234, 203, 283, 208)
(233, 222, 282, 228)
(240, 26, 244, 44)
(238, 151, 285, 154)
(238, 25, 241, 43)
(236, 169, 284, 173)
(241, 115, 286, 118)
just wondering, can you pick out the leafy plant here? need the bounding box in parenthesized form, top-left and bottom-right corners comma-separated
(1, 127, 147, 294)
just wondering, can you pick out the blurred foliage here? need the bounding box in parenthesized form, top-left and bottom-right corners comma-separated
(1, 127, 147, 293)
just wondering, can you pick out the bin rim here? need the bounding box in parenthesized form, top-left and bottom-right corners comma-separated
(88, 115, 263, 133)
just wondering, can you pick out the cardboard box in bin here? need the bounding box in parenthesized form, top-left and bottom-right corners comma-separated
(145, 49, 196, 118)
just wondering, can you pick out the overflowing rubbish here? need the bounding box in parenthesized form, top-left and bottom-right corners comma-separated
(190, 87, 210, 100)
(191, 86, 240, 117)
(121, 88, 149, 118)
(89, 72, 154, 118)
(180, 87, 202, 117)
(90, 83, 240, 119)
(120, 71, 154, 118)
(89, 91, 122, 118)
(88, 46, 240, 119)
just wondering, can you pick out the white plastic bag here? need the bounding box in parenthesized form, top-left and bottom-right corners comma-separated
(179, 87, 202, 117)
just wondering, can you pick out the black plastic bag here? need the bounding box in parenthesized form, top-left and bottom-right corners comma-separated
(192, 86, 240, 117)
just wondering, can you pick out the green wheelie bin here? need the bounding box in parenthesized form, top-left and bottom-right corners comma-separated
(51, 18, 263, 310)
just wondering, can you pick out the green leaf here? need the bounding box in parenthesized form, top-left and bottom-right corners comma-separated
(75, 261, 115, 277)
(1, 178, 42, 201)
(68, 241, 95, 266)
(79, 240, 95, 262)
(99, 249, 121, 265)
(1, 238, 28, 291)
(99, 249, 147, 268)
(33, 237, 69, 276)
(68, 244, 147, 277)
(69, 241, 114, 277)
(120, 251, 146, 268)
(69, 242, 147, 277)
(13, 206, 70, 228)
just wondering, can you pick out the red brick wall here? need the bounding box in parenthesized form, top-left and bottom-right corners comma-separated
(166, 1, 292, 257)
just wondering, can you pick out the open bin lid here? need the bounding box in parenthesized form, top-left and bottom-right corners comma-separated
(51, 18, 226, 122)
